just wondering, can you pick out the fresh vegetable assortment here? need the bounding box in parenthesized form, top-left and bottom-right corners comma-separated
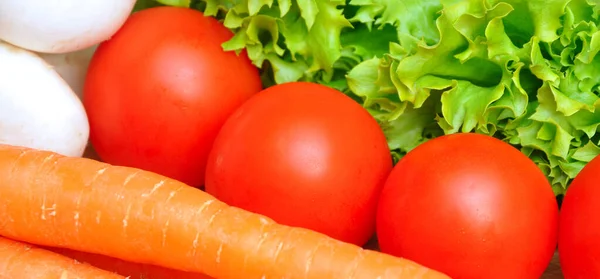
(2, 0, 600, 279)
(182, 0, 600, 197)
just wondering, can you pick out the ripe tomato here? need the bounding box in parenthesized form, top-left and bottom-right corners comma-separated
(83, 7, 262, 186)
(204, 82, 392, 246)
(376, 133, 558, 279)
(559, 154, 600, 278)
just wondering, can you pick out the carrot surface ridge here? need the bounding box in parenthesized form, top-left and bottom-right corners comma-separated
(0, 236, 124, 279)
(0, 144, 450, 279)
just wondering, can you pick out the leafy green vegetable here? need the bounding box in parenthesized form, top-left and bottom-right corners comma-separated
(156, 0, 190, 7)
(135, 0, 600, 195)
(345, 0, 600, 195)
(133, 0, 164, 11)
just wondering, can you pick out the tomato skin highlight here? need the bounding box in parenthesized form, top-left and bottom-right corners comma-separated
(376, 133, 558, 279)
(204, 82, 393, 246)
(83, 6, 262, 187)
(559, 155, 600, 279)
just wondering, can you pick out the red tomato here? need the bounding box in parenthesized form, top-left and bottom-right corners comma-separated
(204, 82, 392, 246)
(83, 7, 262, 186)
(376, 133, 558, 279)
(559, 154, 600, 278)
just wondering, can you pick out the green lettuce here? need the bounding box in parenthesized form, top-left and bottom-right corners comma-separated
(135, 0, 600, 195)
(345, 0, 600, 195)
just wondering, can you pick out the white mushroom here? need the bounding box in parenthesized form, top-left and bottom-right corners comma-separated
(0, 41, 90, 157)
(0, 0, 136, 54)
(39, 46, 98, 100)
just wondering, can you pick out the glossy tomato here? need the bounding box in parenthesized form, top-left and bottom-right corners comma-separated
(83, 7, 262, 186)
(559, 154, 600, 278)
(204, 82, 392, 246)
(376, 133, 558, 279)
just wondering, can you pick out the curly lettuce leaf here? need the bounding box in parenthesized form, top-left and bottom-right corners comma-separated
(201, 0, 354, 86)
(348, 0, 600, 195)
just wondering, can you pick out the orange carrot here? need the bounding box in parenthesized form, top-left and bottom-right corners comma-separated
(0, 144, 450, 279)
(49, 247, 213, 279)
(0, 236, 124, 279)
